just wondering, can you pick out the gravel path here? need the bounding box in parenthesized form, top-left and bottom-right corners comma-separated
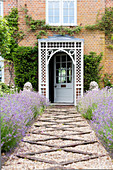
(2, 106, 113, 169)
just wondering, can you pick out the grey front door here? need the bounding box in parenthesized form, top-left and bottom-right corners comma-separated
(54, 53, 73, 103)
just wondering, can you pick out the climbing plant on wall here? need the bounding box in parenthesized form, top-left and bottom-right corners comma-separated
(84, 52, 103, 91)
(3, 7, 110, 91)
(3, 8, 24, 60)
(2, 8, 38, 90)
(13, 46, 38, 91)
(85, 7, 113, 49)
(23, 7, 82, 37)
(0, 17, 11, 55)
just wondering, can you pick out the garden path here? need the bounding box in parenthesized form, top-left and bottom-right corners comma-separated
(2, 106, 113, 169)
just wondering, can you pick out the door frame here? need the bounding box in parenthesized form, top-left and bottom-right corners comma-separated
(54, 53, 74, 103)
(38, 37, 84, 106)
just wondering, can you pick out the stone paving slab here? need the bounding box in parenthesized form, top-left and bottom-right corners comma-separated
(2, 106, 113, 169)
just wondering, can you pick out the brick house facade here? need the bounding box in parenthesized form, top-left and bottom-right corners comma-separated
(0, 0, 113, 104)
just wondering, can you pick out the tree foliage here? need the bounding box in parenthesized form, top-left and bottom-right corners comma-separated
(0, 17, 11, 55)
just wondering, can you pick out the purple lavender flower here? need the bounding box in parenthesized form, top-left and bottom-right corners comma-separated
(78, 88, 113, 149)
(1, 91, 49, 152)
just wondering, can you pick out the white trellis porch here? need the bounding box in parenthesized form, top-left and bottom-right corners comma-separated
(38, 35, 84, 105)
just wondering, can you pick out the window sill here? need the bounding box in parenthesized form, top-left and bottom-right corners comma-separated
(46, 23, 78, 27)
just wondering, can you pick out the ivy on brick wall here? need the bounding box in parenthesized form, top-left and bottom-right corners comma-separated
(85, 7, 113, 50)
(85, 7, 113, 36)
(84, 52, 103, 91)
(0, 17, 11, 55)
(2, 8, 38, 90)
(13, 46, 38, 91)
(3, 8, 24, 60)
(23, 7, 82, 37)
(2, 7, 105, 91)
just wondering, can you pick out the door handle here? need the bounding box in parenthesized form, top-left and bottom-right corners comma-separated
(54, 85, 57, 88)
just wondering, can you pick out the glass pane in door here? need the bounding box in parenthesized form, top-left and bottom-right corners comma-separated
(56, 54, 72, 84)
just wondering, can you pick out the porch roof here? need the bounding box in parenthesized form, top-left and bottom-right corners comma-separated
(38, 35, 84, 42)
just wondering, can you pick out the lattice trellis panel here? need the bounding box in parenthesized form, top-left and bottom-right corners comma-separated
(75, 42, 83, 101)
(40, 48, 46, 96)
(47, 42, 75, 48)
(76, 49, 81, 83)
(41, 49, 46, 83)
(39, 39, 83, 105)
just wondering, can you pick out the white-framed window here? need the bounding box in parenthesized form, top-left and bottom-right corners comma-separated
(0, 56, 4, 82)
(46, 0, 77, 26)
(0, 0, 3, 17)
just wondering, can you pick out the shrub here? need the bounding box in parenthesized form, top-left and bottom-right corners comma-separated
(82, 103, 97, 120)
(0, 82, 17, 96)
(91, 92, 113, 149)
(77, 88, 113, 149)
(84, 52, 103, 91)
(102, 73, 113, 88)
(13, 46, 38, 91)
(1, 91, 48, 152)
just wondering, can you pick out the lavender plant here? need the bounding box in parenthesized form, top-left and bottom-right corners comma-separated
(1, 91, 48, 152)
(77, 88, 113, 149)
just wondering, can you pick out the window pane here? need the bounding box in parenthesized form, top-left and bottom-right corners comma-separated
(49, 17, 53, 23)
(63, 1, 75, 24)
(63, 1, 68, 8)
(69, 1, 74, 8)
(69, 8, 74, 16)
(62, 55, 66, 62)
(54, 1, 59, 8)
(56, 77, 61, 83)
(56, 63, 60, 69)
(67, 63, 72, 69)
(62, 63, 66, 68)
(56, 56, 60, 62)
(67, 76, 72, 83)
(54, 16, 59, 23)
(54, 8, 59, 16)
(63, 8, 68, 16)
(69, 16, 74, 23)
(63, 16, 68, 23)
(49, 9, 53, 16)
(48, 1, 53, 8)
(61, 69, 66, 76)
(48, 1, 60, 24)
(61, 76, 66, 83)
(67, 69, 72, 76)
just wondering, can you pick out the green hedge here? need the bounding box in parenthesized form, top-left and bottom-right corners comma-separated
(13, 46, 38, 91)
(84, 52, 103, 91)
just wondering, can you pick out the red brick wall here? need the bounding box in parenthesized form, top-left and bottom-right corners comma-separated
(77, 0, 105, 26)
(106, 0, 113, 7)
(4, 0, 17, 16)
(3, 0, 113, 86)
(4, 62, 15, 85)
